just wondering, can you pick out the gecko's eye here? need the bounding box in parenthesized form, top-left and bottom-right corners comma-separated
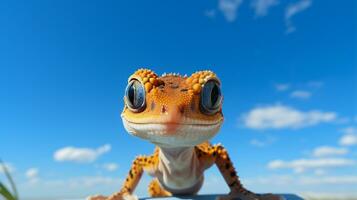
(200, 80, 222, 115)
(125, 79, 146, 112)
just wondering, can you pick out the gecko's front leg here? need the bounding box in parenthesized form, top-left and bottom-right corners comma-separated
(87, 155, 151, 200)
(196, 144, 281, 200)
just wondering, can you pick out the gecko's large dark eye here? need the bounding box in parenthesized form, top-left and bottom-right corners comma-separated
(200, 80, 222, 115)
(125, 79, 146, 112)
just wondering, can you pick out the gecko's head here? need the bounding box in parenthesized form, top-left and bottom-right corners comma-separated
(121, 69, 224, 148)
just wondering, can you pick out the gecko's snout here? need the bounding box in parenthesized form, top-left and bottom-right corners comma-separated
(160, 104, 184, 134)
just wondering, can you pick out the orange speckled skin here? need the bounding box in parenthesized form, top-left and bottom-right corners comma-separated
(122, 69, 223, 127)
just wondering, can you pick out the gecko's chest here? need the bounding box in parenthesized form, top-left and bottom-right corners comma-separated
(149, 147, 205, 194)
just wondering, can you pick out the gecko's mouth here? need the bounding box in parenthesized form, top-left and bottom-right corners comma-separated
(121, 117, 223, 147)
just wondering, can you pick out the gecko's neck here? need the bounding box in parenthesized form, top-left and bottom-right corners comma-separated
(158, 146, 195, 162)
(157, 145, 203, 193)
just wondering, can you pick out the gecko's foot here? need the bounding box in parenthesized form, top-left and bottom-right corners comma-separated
(86, 195, 107, 200)
(108, 193, 138, 200)
(86, 193, 138, 200)
(216, 192, 282, 200)
(122, 194, 139, 200)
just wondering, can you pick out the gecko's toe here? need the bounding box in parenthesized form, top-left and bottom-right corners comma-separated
(86, 195, 107, 200)
(123, 194, 138, 200)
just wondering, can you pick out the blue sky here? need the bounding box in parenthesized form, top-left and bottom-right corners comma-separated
(0, 0, 356, 199)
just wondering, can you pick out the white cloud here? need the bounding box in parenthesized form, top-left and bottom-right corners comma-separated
(250, 139, 266, 147)
(101, 163, 118, 172)
(336, 117, 351, 124)
(313, 169, 326, 176)
(251, 0, 279, 17)
(250, 137, 275, 147)
(25, 168, 39, 184)
(299, 176, 357, 185)
(340, 134, 357, 146)
(290, 90, 311, 99)
(242, 104, 336, 130)
(339, 127, 357, 146)
(285, 0, 312, 33)
(219, 0, 243, 22)
(20, 175, 122, 193)
(301, 192, 357, 200)
(54, 144, 111, 163)
(244, 175, 294, 186)
(0, 162, 15, 174)
(246, 174, 357, 187)
(312, 146, 348, 157)
(66, 176, 120, 188)
(341, 127, 357, 135)
(245, 175, 357, 199)
(275, 83, 290, 91)
(268, 158, 355, 172)
(17, 175, 150, 199)
(340, 135, 357, 146)
(25, 168, 38, 179)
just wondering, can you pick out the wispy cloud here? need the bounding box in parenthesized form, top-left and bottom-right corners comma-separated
(250, 137, 276, 147)
(101, 163, 119, 172)
(250, 139, 267, 147)
(209, 0, 313, 34)
(25, 168, 39, 184)
(299, 175, 357, 185)
(204, 9, 216, 19)
(312, 146, 348, 157)
(241, 104, 336, 130)
(285, 0, 312, 33)
(244, 175, 357, 200)
(218, 0, 243, 22)
(18, 175, 151, 199)
(313, 169, 326, 176)
(251, 0, 279, 17)
(290, 90, 311, 99)
(339, 127, 357, 146)
(307, 81, 324, 89)
(54, 144, 111, 163)
(21, 175, 122, 191)
(247, 174, 357, 186)
(302, 192, 357, 200)
(275, 83, 290, 91)
(267, 158, 355, 173)
(65, 176, 120, 188)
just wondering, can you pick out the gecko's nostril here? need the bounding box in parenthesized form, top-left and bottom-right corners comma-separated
(179, 105, 185, 114)
(161, 105, 168, 114)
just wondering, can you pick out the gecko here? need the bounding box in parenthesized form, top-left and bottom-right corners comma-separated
(88, 69, 281, 200)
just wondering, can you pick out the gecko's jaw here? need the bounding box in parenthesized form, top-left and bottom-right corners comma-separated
(121, 117, 223, 147)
